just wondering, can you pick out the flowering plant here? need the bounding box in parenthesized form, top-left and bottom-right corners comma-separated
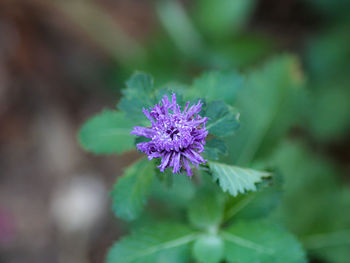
(131, 94, 208, 176)
(78, 56, 308, 263)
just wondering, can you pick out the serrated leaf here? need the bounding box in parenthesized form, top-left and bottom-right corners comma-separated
(203, 138, 227, 160)
(118, 72, 190, 123)
(222, 220, 307, 263)
(111, 159, 155, 221)
(106, 223, 197, 263)
(155, 83, 187, 105)
(205, 101, 240, 137)
(208, 161, 271, 197)
(192, 234, 224, 263)
(188, 188, 225, 229)
(186, 71, 244, 104)
(118, 72, 156, 121)
(78, 110, 135, 154)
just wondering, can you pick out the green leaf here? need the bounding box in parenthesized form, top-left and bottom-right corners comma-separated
(188, 188, 225, 230)
(111, 159, 155, 221)
(208, 161, 271, 197)
(151, 173, 195, 210)
(192, 234, 224, 263)
(223, 172, 283, 224)
(106, 223, 197, 263)
(268, 142, 342, 234)
(267, 142, 350, 263)
(78, 110, 135, 154)
(227, 55, 304, 165)
(186, 71, 244, 105)
(118, 72, 156, 122)
(205, 101, 240, 137)
(203, 138, 227, 160)
(155, 84, 186, 106)
(222, 220, 307, 263)
(207, 34, 274, 69)
(306, 83, 350, 141)
(193, 0, 256, 38)
(305, 24, 350, 80)
(155, 0, 203, 56)
(303, 24, 350, 141)
(303, 228, 350, 263)
(118, 72, 190, 123)
(232, 172, 283, 221)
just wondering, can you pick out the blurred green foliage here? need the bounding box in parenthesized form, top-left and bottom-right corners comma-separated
(303, 21, 350, 141)
(139, 1, 350, 261)
(79, 0, 350, 262)
(192, 0, 255, 39)
(268, 142, 350, 263)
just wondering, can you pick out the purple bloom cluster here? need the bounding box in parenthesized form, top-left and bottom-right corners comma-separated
(131, 94, 208, 176)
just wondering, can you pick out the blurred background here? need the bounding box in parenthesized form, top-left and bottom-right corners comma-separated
(0, 0, 349, 263)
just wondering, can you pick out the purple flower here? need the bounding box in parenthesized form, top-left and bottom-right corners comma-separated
(131, 94, 208, 176)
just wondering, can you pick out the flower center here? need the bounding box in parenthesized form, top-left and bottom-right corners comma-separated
(166, 128, 179, 140)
